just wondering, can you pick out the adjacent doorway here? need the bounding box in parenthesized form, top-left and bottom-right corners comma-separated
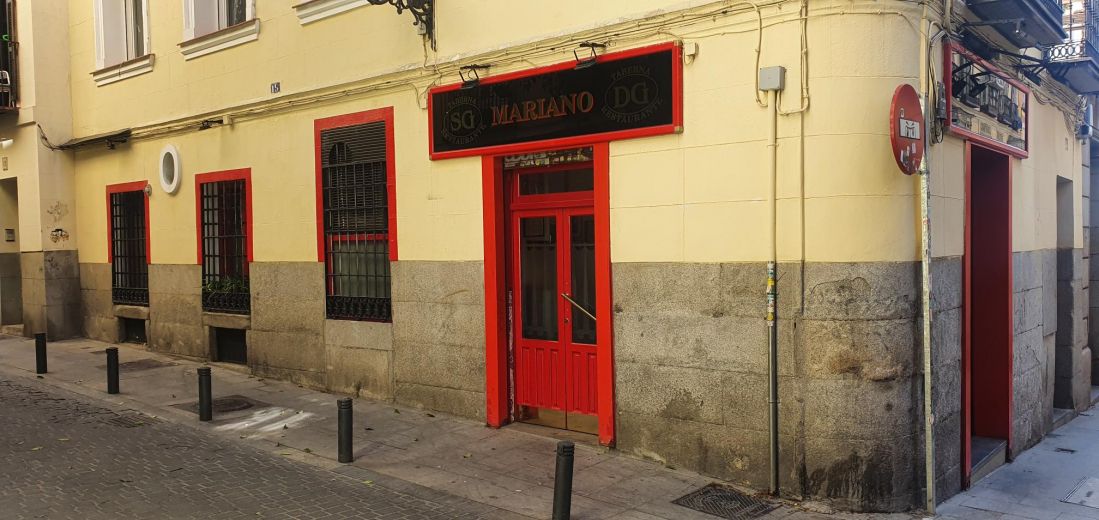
(963, 143, 1014, 486)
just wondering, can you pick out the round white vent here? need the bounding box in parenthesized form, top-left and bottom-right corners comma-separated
(159, 145, 182, 195)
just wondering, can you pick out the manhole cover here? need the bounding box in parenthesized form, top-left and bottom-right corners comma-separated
(673, 484, 777, 520)
(97, 358, 177, 371)
(1064, 477, 1099, 509)
(174, 395, 269, 415)
(103, 414, 156, 428)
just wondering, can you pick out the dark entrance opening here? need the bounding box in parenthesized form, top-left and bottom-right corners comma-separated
(120, 318, 146, 344)
(965, 144, 1013, 486)
(213, 327, 247, 365)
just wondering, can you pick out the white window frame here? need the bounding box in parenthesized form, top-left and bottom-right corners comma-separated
(182, 0, 256, 41)
(180, 0, 259, 60)
(294, 0, 370, 25)
(93, 0, 151, 70)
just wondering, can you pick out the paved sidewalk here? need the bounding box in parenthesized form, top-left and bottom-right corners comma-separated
(937, 406, 1099, 520)
(0, 335, 916, 520)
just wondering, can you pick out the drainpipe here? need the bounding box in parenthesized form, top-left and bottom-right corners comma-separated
(761, 77, 783, 496)
(919, 2, 937, 514)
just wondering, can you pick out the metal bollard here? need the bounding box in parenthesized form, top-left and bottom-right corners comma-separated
(552, 441, 575, 520)
(337, 398, 353, 463)
(197, 367, 212, 422)
(106, 347, 119, 394)
(34, 333, 46, 374)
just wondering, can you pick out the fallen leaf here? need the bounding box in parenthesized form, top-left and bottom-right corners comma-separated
(463, 453, 472, 459)
(364, 427, 373, 431)
(303, 448, 312, 453)
(282, 425, 288, 430)
(425, 413, 435, 418)
(30, 446, 42, 451)
(279, 452, 293, 456)
(393, 409, 400, 414)
(57, 438, 70, 442)
(362, 480, 373, 485)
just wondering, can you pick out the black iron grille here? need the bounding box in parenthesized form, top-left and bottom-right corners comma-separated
(673, 484, 777, 520)
(201, 179, 250, 315)
(321, 121, 392, 322)
(110, 190, 148, 306)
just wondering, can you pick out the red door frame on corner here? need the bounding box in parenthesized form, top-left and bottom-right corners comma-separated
(482, 142, 615, 445)
(961, 141, 1014, 487)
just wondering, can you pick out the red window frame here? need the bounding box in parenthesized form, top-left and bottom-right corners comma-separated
(194, 168, 254, 265)
(106, 180, 151, 264)
(313, 107, 397, 263)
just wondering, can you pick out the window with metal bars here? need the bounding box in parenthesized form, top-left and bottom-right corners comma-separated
(110, 190, 148, 306)
(321, 121, 392, 321)
(200, 179, 250, 314)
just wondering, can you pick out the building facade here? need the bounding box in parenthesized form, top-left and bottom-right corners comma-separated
(0, 0, 1097, 512)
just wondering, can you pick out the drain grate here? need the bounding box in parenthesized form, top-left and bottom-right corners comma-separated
(97, 358, 177, 371)
(103, 414, 156, 428)
(174, 395, 269, 415)
(673, 484, 777, 520)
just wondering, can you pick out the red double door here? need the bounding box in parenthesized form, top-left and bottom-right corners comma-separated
(508, 164, 599, 432)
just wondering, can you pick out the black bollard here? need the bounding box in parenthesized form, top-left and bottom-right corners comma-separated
(337, 398, 353, 463)
(552, 441, 575, 520)
(34, 333, 46, 374)
(197, 367, 212, 422)
(106, 347, 119, 394)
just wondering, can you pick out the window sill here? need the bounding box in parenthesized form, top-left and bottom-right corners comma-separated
(180, 19, 260, 60)
(294, 0, 369, 25)
(92, 54, 155, 87)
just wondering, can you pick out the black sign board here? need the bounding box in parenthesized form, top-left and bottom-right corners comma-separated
(430, 44, 681, 158)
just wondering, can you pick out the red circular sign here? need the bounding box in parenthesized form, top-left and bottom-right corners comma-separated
(889, 84, 925, 175)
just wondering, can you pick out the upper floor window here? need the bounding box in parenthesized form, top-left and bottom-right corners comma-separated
(94, 0, 149, 70)
(184, 0, 255, 41)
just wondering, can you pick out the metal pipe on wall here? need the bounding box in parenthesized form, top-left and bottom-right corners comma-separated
(766, 88, 780, 496)
(919, 2, 939, 513)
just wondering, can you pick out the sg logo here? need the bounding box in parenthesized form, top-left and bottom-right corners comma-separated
(440, 97, 484, 145)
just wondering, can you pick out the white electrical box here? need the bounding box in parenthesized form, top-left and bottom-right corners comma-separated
(759, 66, 786, 91)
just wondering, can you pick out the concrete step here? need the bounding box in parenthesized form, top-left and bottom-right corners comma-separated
(971, 436, 1008, 485)
(0, 324, 23, 337)
(1053, 408, 1076, 431)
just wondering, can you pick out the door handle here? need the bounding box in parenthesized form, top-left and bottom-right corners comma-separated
(561, 293, 596, 322)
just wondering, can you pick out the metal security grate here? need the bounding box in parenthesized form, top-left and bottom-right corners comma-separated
(673, 484, 777, 520)
(321, 121, 392, 322)
(110, 190, 149, 306)
(201, 179, 250, 314)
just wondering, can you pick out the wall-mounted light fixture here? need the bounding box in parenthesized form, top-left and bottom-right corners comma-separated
(459, 64, 490, 89)
(574, 42, 606, 70)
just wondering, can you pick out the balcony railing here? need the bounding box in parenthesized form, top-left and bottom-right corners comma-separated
(1047, 0, 1099, 92)
(967, 0, 1068, 48)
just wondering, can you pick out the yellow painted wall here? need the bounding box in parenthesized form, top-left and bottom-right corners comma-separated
(67, 0, 1084, 267)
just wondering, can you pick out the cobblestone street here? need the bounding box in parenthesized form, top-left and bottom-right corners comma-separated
(0, 376, 519, 520)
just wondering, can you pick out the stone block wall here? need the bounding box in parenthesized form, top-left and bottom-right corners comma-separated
(0, 252, 21, 325)
(1054, 249, 1091, 412)
(931, 257, 962, 503)
(79, 262, 117, 343)
(392, 261, 486, 420)
(325, 319, 393, 399)
(249, 262, 327, 389)
(148, 264, 204, 358)
(22, 250, 81, 339)
(613, 261, 921, 512)
(1012, 249, 1057, 454)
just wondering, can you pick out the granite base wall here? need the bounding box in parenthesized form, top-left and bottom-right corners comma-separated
(930, 257, 962, 504)
(391, 261, 486, 421)
(249, 262, 327, 389)
(79, 262, 118, 343)
(0, 252, 21, 325)
(1012, 249, 1058, 454)
(22, 250, 81, 339)
(148, 264, 205, 358)
(1054, 248, 1091, 413)
(613, 261, 921, 512)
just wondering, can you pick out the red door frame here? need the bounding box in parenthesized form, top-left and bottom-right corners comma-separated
(961, 141, 1014, 486)
(483, 142, 614, 445)
(106, 181, 151, 264)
